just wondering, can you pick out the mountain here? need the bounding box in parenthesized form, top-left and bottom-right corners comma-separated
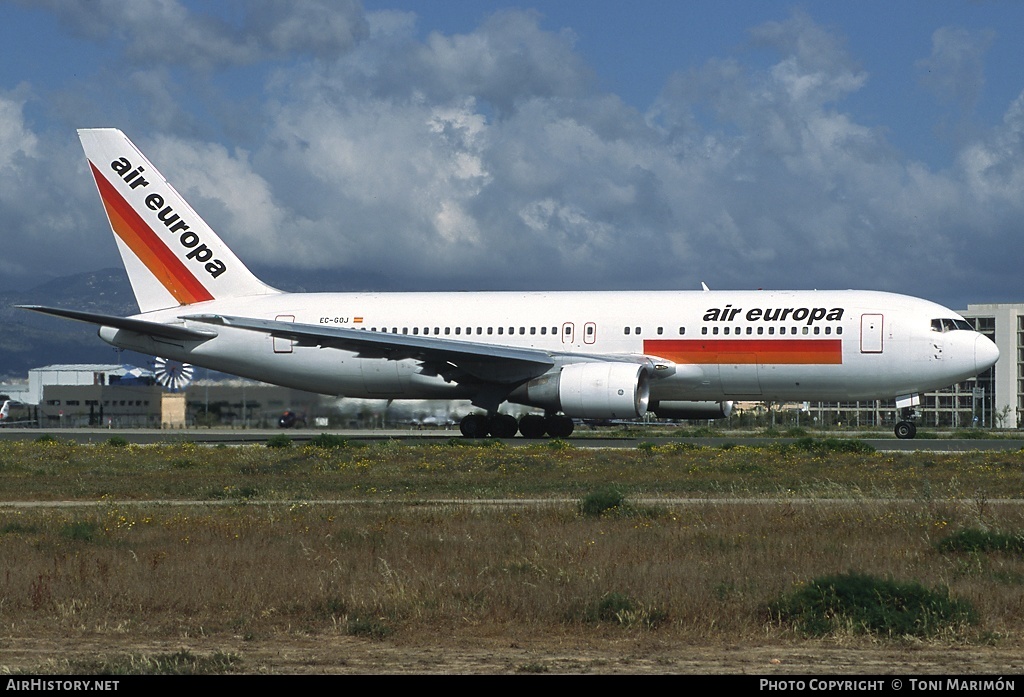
(0, 269, 145, 379)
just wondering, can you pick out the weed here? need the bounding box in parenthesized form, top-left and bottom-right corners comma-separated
(60, 521, 99, 542)
(789, 437, 875, 454)
(954, 429, 989, 440)
(937, 528, 1024, 554)
(517, 662, 549, 673)
(347, 616, 393, 640)
(574, 592, 668, 629)
(69, 650, 242, 675)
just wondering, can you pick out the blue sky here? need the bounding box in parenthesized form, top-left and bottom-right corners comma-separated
(2, 0, 1023, 308)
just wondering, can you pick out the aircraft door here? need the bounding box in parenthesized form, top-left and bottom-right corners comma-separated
(562, 322, 575, 344)
(861, 314, 883, 353)
(584, 322, 597, 344)
(274, 315, 295, 353)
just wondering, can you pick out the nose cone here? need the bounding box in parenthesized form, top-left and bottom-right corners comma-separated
(975, 334, 999, 374)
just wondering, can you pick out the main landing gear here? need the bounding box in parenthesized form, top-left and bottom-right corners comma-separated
(460, 413, 574, 439)
(894, 407, 918, 439)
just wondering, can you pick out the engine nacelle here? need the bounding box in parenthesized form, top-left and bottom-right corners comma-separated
(510, 362, 650, 419)
(650, 400, 733, 420)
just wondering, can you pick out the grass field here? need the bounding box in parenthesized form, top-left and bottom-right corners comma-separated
(1, 437, 1023, 674)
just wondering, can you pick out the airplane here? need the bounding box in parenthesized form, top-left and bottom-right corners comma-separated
(19, 128, 999, 439)
(0, 400, 35, 427)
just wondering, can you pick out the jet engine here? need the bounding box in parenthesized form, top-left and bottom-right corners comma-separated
(649, 400, 734, 420)
(509, 362, 650, 419)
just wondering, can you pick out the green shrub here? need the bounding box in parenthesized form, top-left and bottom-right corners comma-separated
(265, 434, 292, 448)
(769, 572, 975, 638)
(309, 433, 349, 449)
(580, 486, 625, 517)
(105, 436, 129, 448)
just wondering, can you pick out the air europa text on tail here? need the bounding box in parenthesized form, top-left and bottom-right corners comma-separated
(109, 156, 227, 278)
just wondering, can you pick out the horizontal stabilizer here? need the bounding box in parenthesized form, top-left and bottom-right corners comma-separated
(18, 305, 218, 342)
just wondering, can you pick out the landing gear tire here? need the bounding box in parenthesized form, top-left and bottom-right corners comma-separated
(545, 414, 574, 439)
(894, 421, 917, 439)
(460, 414, 490, 438)
(518, 414, 547, 439)
(489, 414, 519, 438)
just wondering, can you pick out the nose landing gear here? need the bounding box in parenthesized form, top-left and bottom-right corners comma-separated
(894, 406, 918, 439)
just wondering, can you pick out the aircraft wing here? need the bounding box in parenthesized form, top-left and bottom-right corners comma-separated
(18, 305, 218, 342)
(183, 313, 557, 384)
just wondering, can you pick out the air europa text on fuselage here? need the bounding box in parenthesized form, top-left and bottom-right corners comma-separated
(703, 305, 845, 326)
(109, 157, 227, 279)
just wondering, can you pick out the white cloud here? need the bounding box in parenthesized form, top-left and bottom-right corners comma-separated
(4, 4, 1024, 305)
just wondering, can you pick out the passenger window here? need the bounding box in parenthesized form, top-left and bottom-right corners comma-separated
(624, 327, 630, 335)
(657, 327, 663, 335)
(679, 327, 685, 335)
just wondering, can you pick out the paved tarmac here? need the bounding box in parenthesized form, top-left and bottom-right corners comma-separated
(0, 427, 1021, 451)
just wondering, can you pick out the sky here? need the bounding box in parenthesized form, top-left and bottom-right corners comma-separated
(2, 0, 1023, 308)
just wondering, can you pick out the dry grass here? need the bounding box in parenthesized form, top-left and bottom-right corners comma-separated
(1, 439, 1023, 672)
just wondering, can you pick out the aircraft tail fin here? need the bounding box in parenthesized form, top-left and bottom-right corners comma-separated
(78, 128, 279, 313)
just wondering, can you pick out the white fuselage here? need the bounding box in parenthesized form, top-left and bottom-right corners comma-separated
(98, 288, 996, 404)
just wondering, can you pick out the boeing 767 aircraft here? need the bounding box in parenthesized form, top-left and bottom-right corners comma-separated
(20, 129, 999, 438)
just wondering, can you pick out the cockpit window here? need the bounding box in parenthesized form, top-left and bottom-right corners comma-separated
(931, 318, 975, 332)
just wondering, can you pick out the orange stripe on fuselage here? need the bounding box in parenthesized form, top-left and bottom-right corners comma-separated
(90, 162, 213, 305)
(644, 338, 843, 365)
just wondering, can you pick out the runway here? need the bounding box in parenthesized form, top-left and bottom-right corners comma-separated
(1, 426, 1021, 451)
